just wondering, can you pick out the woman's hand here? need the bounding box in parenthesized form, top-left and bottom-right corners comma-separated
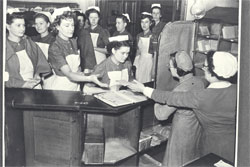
(88, 74, 108, 88)
(22, 79, 41, 89)
(127, 80, 145, 93)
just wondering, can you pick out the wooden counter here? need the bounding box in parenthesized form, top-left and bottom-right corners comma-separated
(5, 88, 152, 167)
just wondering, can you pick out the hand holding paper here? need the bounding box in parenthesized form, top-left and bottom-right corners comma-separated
(127, 80, 145, 93)
(89, 74, 108, 88)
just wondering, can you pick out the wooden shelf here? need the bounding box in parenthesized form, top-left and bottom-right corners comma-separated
(197, 34, 219, 40)
(221, 38, 238, 43)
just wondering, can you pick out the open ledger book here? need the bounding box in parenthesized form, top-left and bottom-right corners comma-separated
(94, 90, 148, 107)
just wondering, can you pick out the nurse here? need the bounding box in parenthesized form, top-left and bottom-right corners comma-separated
(5, 8, 51, 88)
(128, 51, 238, 163)
(46, 7, 108, 91)
(154, 51, 205, 167)
(134, 12, 154, 83)
(73, 10, 86, 38)
(84, 41, 133, 95)
(111, 14, 133, 45)
(85, 6, 110, 65)
(151, 3, 166, 52)
(31, 11, 55, 59)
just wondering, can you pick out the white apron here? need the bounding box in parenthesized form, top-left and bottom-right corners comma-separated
(90, 33, 106, 64)
(108, 35, 129, 42)
(108, 69, 129, 91)
(35, 42, 49, 60)
(134, 37, 153, 83)
(44, 54, 80, 91)
(16, 50, 41, 89)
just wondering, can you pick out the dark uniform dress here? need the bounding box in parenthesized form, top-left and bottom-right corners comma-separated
(77, 29, 96, 71)
(159, 74, 205, 167)
(46, 36, 81, 91)
(151, 21, 166, 53)
(5, 36, 51, 88)
(92, 56, 133, 85)
(31, 33, 56, 44)
(31, 33, 56, 60)
(151, 83, 237, 163)
(85, 25, 110, 66)
(85, 25, 110, 48)
(112, 30, 133, 45)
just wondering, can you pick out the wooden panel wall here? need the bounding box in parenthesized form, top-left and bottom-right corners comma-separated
(237, 0, 250, 166)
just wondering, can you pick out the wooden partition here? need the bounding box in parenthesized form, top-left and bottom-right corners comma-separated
(237, 1, 250, 166)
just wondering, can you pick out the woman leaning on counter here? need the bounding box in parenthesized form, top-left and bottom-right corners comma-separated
(128, 51, 237, 163)
(45, 7, 107, 91)
(5, 8, 51, 89)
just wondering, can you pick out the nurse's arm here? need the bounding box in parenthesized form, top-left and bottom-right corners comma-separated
(60, 65, 108, 88)
(150, 89, 200, 109)
(128, 81, 200, 110)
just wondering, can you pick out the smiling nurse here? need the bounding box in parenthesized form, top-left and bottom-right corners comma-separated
(45, 7, 108, 91)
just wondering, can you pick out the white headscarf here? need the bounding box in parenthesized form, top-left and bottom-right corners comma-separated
(213, 51, 237, 78)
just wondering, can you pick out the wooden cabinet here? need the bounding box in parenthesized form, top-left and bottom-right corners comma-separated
(193, 7, 238, 77)
(5, 88, 151, 166)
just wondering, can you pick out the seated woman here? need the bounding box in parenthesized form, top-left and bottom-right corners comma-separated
(45, 7, 107, 91)
(31, 11, 56, 59)
(84, 41, 133, 95)
(5, 8, 51, 88)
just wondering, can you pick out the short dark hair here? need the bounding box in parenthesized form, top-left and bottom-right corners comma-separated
(116, 14, 129, 24)
(107, 41, 130, 55)
(52, 11, 75, 26)
(7, 12, 24, 24)
(74, 11, 86, 22)
(140, 13, 154, 30)
(34, 13, 50, 23)
(85, 8, 100, 18)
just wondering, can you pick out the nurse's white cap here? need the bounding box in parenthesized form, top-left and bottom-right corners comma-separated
(122, 13, 130, 22)
(141, 12, 152, 16)
(213, 51, 238, 78)
(51, 6, 71, 23)
(151, 4, 161, 9)
(36, 11, 52, 23)
(7, 7, 20, 14)
(87, 6, 100, 12)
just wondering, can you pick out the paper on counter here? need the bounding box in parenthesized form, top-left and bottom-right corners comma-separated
(214, 160, 233, 167)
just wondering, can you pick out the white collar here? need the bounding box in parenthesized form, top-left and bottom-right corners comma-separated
(208, 81, 232, 88)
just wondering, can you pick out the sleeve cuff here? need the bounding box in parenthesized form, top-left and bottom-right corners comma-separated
(143, 87, 154, 98)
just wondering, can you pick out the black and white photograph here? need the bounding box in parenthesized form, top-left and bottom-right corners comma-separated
(2, 0, 250, 166)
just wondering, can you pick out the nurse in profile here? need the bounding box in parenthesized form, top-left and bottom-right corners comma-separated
(5, 8, 51, 88)
(45, 7, 107, 91)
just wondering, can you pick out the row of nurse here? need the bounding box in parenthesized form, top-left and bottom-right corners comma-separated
(5, 7, 108, 90)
